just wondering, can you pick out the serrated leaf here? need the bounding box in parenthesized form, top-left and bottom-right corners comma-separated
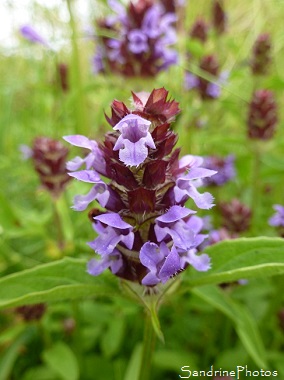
(42, 342, 79, 380)
(185, 237, 284, 287)
(191, 285, 268, 368)
(0, 257, 118, 309)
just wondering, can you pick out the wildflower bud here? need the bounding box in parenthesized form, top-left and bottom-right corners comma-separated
(247, 90, 278, 140)
(64, 88, 217, 286)
(203, 155, 236, 186)
(31, 137, 71, 197)
(57, 63, 69, 92)
(190, 18, 209, 43)
(212, 0, 227, 35)
(15, 304, 46, 321)
(93, 0, 178, 77)
(250, 33, 271, 75)
(219, 199, 252, 233)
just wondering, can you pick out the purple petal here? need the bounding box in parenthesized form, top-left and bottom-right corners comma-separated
(141, 272, 160, 286)
(156, 206, 195, 223)
(87, 257, 112, 276)
(69, 170, 101, 183)
(94, 213, 133, 230)
(118, 139, 149, 167)
(63, 135, 94, 150)
(140, 242, 164, 270)
(185, 186, 215, 209)
(72, 183, 109, 210)
(184, 168, 217, 181)
(159, 245, 181, 283)
(182, 250, 211, 272)
(88, 228, 121, 255)
(66, 156, 85, 171)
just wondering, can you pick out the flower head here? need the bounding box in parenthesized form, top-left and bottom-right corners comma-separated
(28, 137, 71, 198)
(247, 89, 278, 140)
(65, 88, 216, 286)
(250, 33, 272, 76)
(219, 199, 252, 233)
(93, 0, 178, 77)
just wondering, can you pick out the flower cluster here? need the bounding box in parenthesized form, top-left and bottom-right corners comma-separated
(185, 55, 227, 100)
(250, 33, 271, 76)
(219, 199, 252, 233)
(93, 0, 178, 77)
(202, 155, 235, 186)
(247, 89, 278, 140)
(23, 137, 71, 198)
(64, 88, 216, 286)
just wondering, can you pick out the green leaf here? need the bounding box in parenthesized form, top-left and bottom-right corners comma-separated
(185, 237, 284, 287)
(191, 285, 268, 368)
(123, 343, 142, 380)
(101, 317, 125, 358)
(42, 342, 79, 380)
(0, 257, 118, 309)
(0, 329, 30, 380)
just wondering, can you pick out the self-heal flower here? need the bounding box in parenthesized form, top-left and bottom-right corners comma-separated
(113, 114, 155, 166)
(26, 136, 71, 198)
(93, 0, 178, 77)
(65, 88, 216, 286)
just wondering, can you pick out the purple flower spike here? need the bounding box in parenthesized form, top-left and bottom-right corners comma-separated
(113, 114, 155, 166)
(20, 25, 49, 47)
(65, 88, 215, 285)
(140, 242, 180, 285)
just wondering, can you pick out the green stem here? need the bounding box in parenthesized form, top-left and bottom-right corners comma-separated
(251, 141, 262, 234)
(138, 310, 156, 380)
(52, 198, 65, 250)
(66, 0, 88, 134)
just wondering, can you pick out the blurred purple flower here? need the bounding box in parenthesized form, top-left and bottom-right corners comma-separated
(269, 205, 284, 228)
(20, 25, 49, 47)
(203, 155, 236, 186)
(93, 0, 178, 77)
